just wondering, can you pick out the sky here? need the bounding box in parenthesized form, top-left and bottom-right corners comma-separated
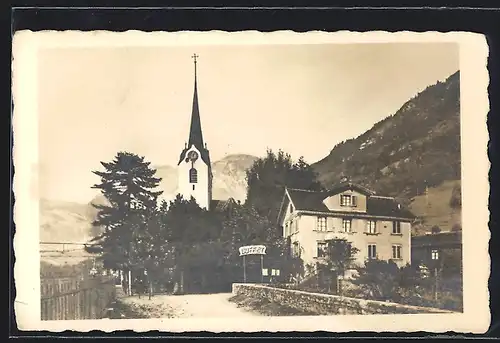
(38, 43, 459, 203)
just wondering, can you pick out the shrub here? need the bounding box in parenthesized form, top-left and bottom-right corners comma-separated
(431, 225, 441, 234)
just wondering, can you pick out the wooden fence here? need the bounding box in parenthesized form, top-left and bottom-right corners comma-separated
(40, 277, 116, 321)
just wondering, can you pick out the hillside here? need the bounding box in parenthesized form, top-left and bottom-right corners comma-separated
(39, 198, 101, 243)
(155, 154, 258, 204)
(312, 71, 461, 233)
(40, 154, 259, 252)
(212, 154, 259, 202)
(408, 180, 462, 235)
(313, 71, 460, 198)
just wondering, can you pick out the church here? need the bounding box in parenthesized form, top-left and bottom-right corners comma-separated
(175, 54, 235, 212)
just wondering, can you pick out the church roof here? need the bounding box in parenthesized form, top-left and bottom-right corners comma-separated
(178, 56, 211, 166)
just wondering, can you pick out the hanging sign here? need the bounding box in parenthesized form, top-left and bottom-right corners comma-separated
(239, 245, 267, 256)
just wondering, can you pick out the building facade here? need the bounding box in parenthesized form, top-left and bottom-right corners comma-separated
(411, 230, 462, 272)
(277, 182, 415, 270)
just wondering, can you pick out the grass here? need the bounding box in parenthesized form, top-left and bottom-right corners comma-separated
(108, 299, 150, 319)
(228, 293, 317, 316)
(408, 180, 462, 234)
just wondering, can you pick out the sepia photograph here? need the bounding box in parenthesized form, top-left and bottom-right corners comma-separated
(13, 30, 490, 333)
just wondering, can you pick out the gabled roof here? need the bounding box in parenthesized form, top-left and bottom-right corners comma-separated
(279, 185, 415, 221)
(411, 231, 462, 249)
(367, 196, 415, 219)
(325, 181, 375, 196)
(287, 188, 329, 212)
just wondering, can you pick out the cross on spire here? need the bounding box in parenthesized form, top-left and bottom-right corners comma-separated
(192, 53, 199, 63)
(192, 53, 199, 79)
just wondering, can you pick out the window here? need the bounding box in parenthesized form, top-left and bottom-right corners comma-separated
(284, 222, 289, 237)
(368, 244, 377, 259)
(290, 204, 294, 213)
(342, 219, 352, 233)
(317, 217, 327, 231)
(392, 221, 401, 234)
(189, 168, 198, 183)
(431, 249, 439, 260)
(340, 194, 351, 206)
(289, 219, 294, 235)
(366, 220, 377, 234)
(317, 242, 327, 257)
(392, 245, 402, 259)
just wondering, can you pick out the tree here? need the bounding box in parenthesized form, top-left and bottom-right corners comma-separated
(431, 225, 441, 234)
(86, 152, 163, 280)
(449, 184, 462, 209)
(163, 194, 220, 293)
(397, 263, 429, 305)
(215, 202, 289, 286)
(245, 149, 323, 222)
(352, 259, 401, 301)
(319, 238, 359, 294)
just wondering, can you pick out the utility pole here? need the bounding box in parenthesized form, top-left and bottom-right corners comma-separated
(431, 248, 440, 303)
(128, 270, 132, 296)
(434, 267, 438, 302)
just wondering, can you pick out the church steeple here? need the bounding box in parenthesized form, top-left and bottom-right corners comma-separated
(188, 53, 205, 151)
(176, 53, 213, 211)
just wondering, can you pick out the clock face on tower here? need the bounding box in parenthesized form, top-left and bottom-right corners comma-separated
(188, 151, 199, 162)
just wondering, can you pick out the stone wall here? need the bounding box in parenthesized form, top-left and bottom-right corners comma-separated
(232, 283, 453, 315)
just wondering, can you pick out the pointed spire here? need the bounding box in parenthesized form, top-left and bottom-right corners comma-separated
(188, 53, 204, 151)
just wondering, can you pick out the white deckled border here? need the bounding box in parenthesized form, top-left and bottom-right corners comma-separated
(12, 30, 490, 333)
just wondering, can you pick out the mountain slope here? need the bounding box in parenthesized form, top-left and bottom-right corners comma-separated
(313, 71, 460, 198)
(155, 154, 258, 204)
(39, 198, 101, 243)
(312, 71, 461, 233)
(211, 154, 258, 202)
(40, 154, 259, 248)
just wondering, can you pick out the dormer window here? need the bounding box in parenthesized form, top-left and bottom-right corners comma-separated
(189, 168, 198, 183)
(341, 194, 357, 207)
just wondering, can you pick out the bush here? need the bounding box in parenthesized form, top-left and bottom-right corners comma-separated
(449, 184, 462, 209)
(431, 225, 441, 234)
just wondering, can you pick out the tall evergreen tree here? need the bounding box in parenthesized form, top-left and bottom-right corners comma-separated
(87, 152, 163, 273)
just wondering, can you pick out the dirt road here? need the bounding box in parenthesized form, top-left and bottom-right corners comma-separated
(119, 293, 260, 318)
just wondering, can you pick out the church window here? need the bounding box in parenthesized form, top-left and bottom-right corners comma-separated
(189, 168, 198, 183)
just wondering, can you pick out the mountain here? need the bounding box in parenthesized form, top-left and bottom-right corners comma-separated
(39, 198, 102, 243)
(312, 71, 461, 233)
(212, 154, 259, 203)
(154, 164, 178, 200)
(154, 154, 258, 204)
(39, 154, 259, 250)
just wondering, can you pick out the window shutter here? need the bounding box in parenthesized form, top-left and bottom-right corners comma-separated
(352, 195, 357, 207)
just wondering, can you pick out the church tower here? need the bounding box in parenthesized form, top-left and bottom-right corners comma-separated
(177, 54, 213, 210)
